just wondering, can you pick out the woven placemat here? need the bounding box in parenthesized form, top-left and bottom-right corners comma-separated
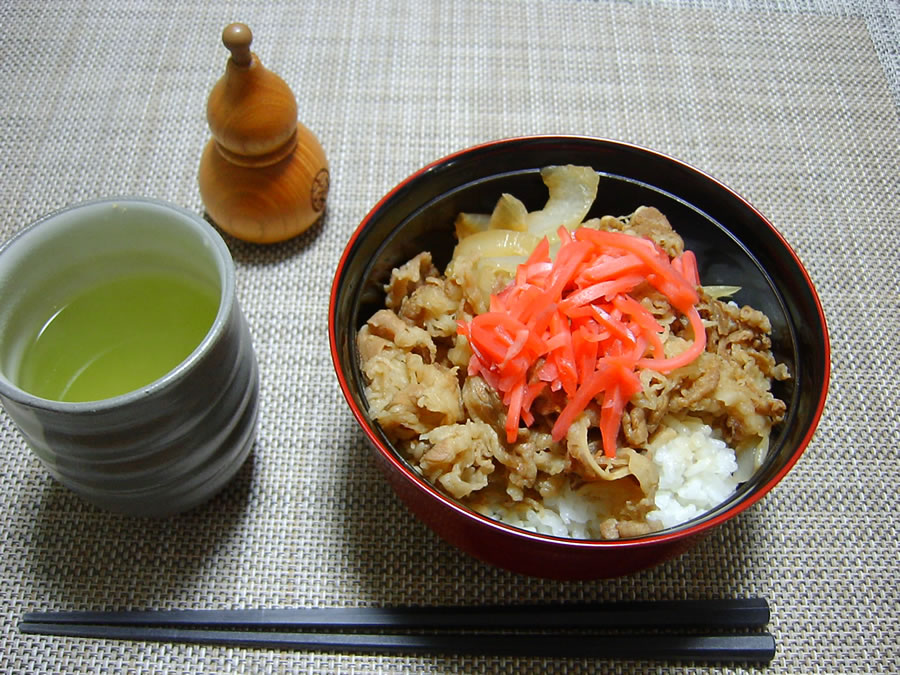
(1, 1, 897, 672)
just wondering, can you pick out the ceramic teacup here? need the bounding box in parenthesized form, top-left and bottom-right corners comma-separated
(0, 198, 259, 516)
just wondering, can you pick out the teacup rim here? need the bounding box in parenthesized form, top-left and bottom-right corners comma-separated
(0, 196, 236, 412)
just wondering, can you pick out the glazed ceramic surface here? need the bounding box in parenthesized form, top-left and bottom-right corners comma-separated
(0, 198, 259, 516)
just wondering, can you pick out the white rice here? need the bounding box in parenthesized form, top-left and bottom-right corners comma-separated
(476, 486, 600, 540)
(644, 420, 738, 530)
(474, 417, 742, 539)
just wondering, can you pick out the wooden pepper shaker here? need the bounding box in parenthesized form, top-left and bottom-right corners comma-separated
(198, 23, 329, 244)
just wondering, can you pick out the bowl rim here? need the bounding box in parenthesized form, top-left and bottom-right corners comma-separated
(329, 134, 831, 548)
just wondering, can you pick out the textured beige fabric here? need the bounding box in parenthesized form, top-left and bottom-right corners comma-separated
(1, 0, 898, 672)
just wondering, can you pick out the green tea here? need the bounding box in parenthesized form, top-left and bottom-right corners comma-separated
(17, 272, 219, 402)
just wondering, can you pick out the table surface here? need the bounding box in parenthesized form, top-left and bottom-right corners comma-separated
(1, 1, 898, 673)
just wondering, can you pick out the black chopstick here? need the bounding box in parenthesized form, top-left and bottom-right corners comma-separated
(21, 598, 769, 630)
(18, 622, 776, 662)
(20, 598, 776, 663)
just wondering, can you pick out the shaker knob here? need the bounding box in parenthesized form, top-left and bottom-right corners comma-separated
(222, 22, 252, 66)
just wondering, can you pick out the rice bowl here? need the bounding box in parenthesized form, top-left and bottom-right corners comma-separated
(330, 136, 830, 579)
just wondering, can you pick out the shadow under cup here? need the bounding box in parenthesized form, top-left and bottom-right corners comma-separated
(0, 198, 259, 516)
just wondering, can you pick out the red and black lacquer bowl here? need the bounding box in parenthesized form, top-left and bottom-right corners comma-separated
(329, 136, 830, 580)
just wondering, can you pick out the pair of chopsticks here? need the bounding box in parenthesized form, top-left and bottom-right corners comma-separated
(20, 598, 775, 662)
